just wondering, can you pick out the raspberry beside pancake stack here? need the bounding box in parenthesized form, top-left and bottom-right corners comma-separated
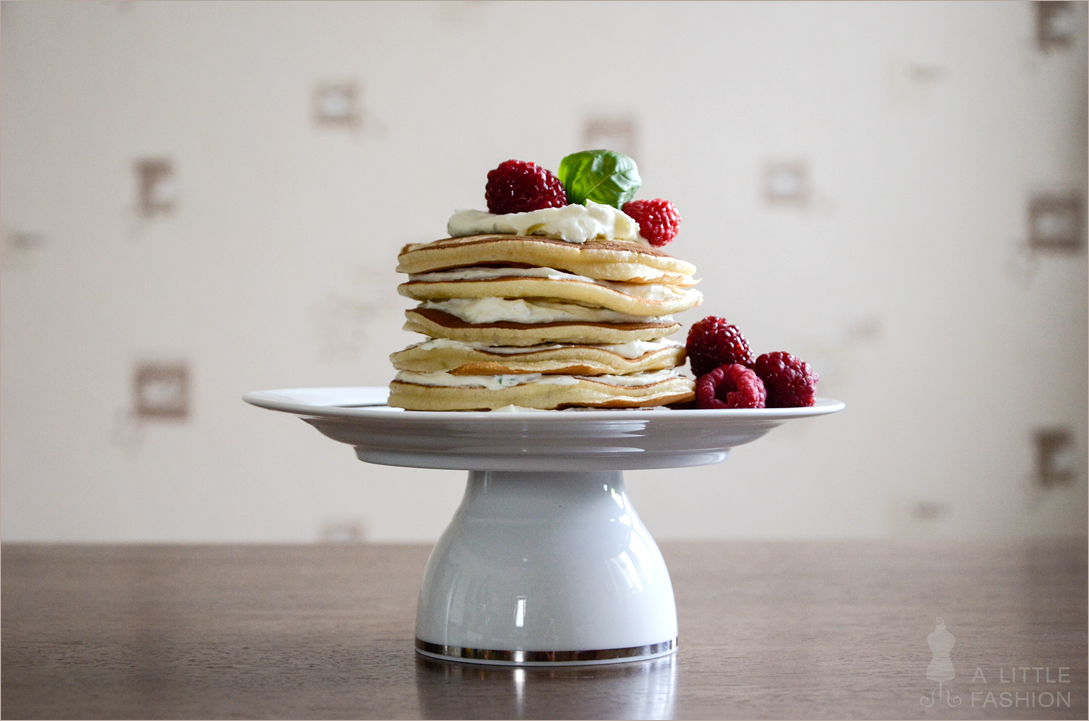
(387, 153, 702, 411)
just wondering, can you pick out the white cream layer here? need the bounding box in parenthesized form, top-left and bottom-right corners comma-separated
(410, 337, 683, 360)
(447, 201, 643, 244)
(395, 371, 579, 390)
(420, 298, 673, 325)
(395, 369, 684, 390)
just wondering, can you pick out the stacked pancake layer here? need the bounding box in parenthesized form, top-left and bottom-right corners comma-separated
(389, 234, 703, 411)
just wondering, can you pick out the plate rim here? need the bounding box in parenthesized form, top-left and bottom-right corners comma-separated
(243, 386, 845, 422)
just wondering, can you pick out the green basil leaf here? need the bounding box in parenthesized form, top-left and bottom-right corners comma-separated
(558, 150, 641, 208)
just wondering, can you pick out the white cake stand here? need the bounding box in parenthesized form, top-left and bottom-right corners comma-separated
(244, 387, 844, 666)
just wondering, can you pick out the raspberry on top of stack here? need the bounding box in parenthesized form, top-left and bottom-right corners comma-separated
(389, 150, 703, 411)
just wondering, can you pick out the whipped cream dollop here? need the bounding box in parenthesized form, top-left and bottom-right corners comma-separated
(447, 201, 643, 244)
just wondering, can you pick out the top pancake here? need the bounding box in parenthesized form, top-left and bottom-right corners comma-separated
(397, 234, 696, 284)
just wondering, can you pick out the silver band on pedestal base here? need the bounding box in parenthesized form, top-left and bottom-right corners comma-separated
(415, 638, 678, 666)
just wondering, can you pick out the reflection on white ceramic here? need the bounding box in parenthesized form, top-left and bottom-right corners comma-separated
(416, 471, 676, 663)
(415, 652, 678, 719)
(244, 387, 845, 665)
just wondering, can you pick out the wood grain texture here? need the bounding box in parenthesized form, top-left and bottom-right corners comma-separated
(2, 541, 1085, 719)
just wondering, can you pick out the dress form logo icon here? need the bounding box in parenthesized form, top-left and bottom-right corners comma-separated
(921, 618, 961, 707)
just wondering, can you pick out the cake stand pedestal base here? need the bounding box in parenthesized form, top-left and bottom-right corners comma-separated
(243, 388, 845, 667)
(414, 470, 678, 666)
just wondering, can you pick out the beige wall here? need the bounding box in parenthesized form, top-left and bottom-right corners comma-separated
(2, 1, 1086, 542)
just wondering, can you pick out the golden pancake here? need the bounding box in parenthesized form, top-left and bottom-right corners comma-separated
(399, 273, 702, 317)
(397, 235, 697, 284)
(388, 371, 696, 411)
(391, 338, 686, 375)
(404, 307, 682, 347)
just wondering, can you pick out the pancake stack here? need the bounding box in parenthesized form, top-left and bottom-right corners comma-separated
(388, 233, 703, 411)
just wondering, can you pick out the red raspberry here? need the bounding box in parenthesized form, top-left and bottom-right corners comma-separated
(696, 364, 767, 409)
(622, 199, 681, 247)
(686, 316, 755, 377)
(753, 352, 818, 408)
(485, 160, 568, 215)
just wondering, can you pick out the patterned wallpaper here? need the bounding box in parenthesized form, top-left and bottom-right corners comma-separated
(1, 1, 1085, 542)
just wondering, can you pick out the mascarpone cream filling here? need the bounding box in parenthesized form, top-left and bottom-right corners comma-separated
(408, 266, 701, 304)
(447, 201, 643, 244)
(395, 369, 685, 390)
(409, 337, 683, 360)
(420, 298, 674, 325)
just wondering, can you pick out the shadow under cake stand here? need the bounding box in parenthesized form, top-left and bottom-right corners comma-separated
(244, 387, 844, 666)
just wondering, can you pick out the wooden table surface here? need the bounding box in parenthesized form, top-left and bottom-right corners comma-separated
(2, 541, 1085, 719)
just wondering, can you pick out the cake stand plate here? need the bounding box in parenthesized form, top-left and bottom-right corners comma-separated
(244, 387, 844, 666)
